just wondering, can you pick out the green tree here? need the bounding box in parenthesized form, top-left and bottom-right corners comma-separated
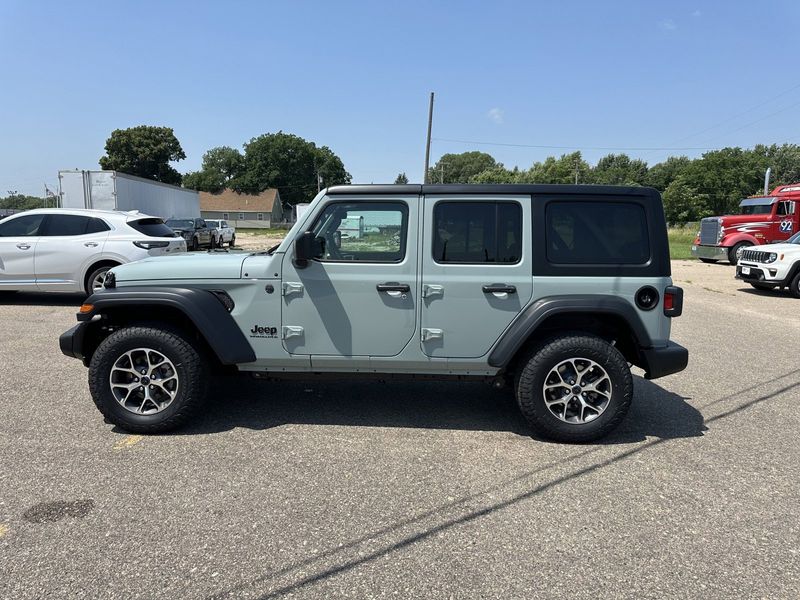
(754, 144, 800, 188)
(394, 172, 409, 184)
(99, 125, 186, 185)
(646, 156, 691, 191)
(662, 177, 708, 225)
(428, 151, 497, 183)
(233, 132, 350, 205)
(590, 153, 648, 186)
(183, 146, 244, 193)
(470, 165, 522, 183)
(528, 151, 590, 184)
(681, 147, 766, 215)
(0, 192, 47, 211)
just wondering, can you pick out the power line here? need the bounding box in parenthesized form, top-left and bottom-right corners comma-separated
(661, 81, 800, 147)
(431, 138, 718, 151)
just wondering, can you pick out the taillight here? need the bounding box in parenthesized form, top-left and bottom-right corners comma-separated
(663, 286, 683, 317)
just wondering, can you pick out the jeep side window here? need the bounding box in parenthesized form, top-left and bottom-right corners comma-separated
(310, 202, 408, 263)
(433, 201, 522, 264)
(546, 201, 649, 264)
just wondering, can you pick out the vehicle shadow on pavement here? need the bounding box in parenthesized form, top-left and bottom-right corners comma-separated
(0, 292, 85, 306)
(171, 375, 704, 443)
(736, 287, 793, 299)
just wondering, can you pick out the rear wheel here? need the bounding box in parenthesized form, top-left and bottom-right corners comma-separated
(699, 258, 718, 264)
(191, 236, 199, 251)
(88, 326, 208, 433)
(515, 334, 632, 443)
(229, 234, 235, 247)
(85, 265, 114, 295)
(728, 242, 752, 265)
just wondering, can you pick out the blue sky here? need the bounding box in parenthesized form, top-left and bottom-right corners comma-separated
(1, 0, 799, 196)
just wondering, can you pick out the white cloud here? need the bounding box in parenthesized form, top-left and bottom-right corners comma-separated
(659, 18, 677, 30)
(487, 107, 504, 124)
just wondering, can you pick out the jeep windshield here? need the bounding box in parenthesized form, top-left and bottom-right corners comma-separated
(786, 232, 800, 244)
(166, 219, 194, 229)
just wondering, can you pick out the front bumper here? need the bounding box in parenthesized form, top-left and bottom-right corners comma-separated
(639, 342, 689, 380)
(735, 263, 787, 284)
(59, 322, 88, 362)
(691, 244, 729, 260)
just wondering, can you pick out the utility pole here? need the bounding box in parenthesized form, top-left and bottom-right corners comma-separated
(423, 92, 434, 184)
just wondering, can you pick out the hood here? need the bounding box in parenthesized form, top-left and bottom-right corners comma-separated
(112, 253, 249, 282)
(744, 242, 799, 253)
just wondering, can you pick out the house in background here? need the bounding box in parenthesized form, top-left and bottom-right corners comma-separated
(199, 188, 285, 228)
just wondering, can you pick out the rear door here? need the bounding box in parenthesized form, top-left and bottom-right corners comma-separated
(420, 195, 533, 358)
(0, 213, 45, 290)
(34, 214, 110, 291)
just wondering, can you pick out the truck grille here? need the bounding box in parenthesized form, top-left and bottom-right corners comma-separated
(699, 218, 721, 245)
(740, 249, 770, 263)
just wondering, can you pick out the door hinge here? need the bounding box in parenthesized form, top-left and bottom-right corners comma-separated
(422, 284, 444, 299)
(421, 328, 444, 342)
(282, 282, 304, 297)
(282, 326, 304, 340)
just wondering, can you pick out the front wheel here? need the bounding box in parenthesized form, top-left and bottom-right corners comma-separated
(191, 236, 199, 251)
(728, 242, 752, 265)
(229, 234, 235, 247)
(789, 272, 800, 299)
(699, 258, 718, 264)
(88, 326, 208, 433)
(515, 334, 633, 443)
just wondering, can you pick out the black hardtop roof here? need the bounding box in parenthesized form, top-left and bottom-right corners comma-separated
(326, 184, 659, 197)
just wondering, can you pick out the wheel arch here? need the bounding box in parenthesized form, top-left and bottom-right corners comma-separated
(489, 295, 652, 373)
(74, 287, 256, 368)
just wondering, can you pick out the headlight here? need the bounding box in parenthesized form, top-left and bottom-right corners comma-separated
(765, 252, 778, 263)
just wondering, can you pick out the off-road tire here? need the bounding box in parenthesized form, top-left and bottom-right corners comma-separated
(699, 258, 717, 264)
(749, 282, 775, 291)
(515, 334, 633, 443)
(728, 242, 751, 265)
(790, 272, 800, 299)
(88, 326, 208, 433)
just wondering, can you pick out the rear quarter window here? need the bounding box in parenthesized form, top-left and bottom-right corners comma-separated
(546, 201, 650, 265)
(129, 218, 177, 238)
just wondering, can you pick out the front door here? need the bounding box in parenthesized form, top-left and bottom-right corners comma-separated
(280, 196, 418, 359)
(0, 213, 45, 291)
(420, 196, 533, 358)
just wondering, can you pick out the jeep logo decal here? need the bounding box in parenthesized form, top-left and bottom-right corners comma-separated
(250, 325, 278, 338)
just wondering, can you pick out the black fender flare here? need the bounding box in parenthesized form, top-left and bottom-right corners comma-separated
(73, 286, 256, 365)
(487, 295, 653, 368)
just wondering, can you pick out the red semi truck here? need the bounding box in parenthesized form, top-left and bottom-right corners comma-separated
(691, 183, 800, 265)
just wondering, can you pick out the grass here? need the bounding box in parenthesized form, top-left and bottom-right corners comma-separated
(668, 227, 697, 260)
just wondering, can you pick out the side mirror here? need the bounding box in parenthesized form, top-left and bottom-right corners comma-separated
(294, 231, 325, 267)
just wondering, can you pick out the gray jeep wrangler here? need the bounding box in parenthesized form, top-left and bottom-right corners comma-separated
(60, 184, 688, 442)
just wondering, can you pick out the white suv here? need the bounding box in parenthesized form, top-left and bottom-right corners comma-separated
(735, 232, 800, 296)
(0, 208, 186, 294)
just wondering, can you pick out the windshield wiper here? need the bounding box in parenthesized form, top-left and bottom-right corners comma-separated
(250, 243, 282, 256)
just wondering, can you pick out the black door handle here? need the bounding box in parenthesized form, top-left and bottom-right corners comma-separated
(377, 282, 411, 293)
(482, 284, 516, 294)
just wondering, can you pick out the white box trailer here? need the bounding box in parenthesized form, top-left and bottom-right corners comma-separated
(58, 170, 200, 220)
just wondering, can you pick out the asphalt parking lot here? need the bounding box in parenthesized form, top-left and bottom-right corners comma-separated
(1, 260, 798, 599)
